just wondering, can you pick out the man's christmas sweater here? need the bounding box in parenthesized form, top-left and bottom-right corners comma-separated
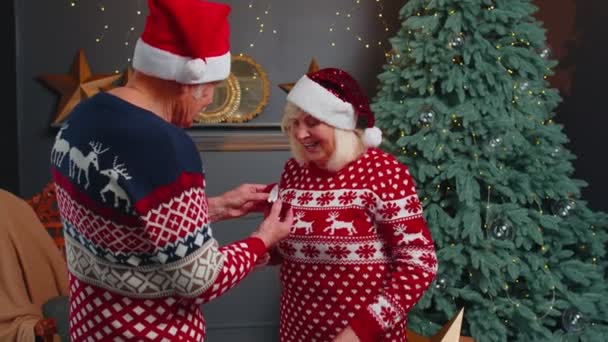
(50, 92, 267, 342)
(273, 148, 438, 342)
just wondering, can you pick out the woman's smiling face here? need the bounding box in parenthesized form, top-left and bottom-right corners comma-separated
(289, 112, 336, 168)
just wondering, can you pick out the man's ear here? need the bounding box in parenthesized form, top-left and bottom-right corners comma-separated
(179, 83, 213, 100)
(199, 83, 215, 102)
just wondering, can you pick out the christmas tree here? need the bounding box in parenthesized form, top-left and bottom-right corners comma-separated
(371, 1, 608, 341)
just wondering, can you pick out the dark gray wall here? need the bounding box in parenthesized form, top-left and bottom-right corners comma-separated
(2, 0, 19, 193)
(200, 151, 291, 340)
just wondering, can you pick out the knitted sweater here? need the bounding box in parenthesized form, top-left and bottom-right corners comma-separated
(50, 92, 267, 342)
(273, 148, 437, 342)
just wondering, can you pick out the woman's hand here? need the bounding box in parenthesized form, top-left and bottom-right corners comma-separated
(332, 327, 360, 342)
(251, 200, 293, 248)
(208, 183, 270, 222)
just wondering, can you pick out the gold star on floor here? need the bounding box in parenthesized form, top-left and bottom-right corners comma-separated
(407, 308, 473, 342)
(39, 49, 122, 126)
(279, 57, 320, 94)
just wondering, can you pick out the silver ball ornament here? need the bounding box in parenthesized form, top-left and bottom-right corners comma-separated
(551, 199, 576, 218)
(489, 136, 503, 148)
(448, 33, 465, 50)
(419, 109, 435, 125)
(562, 307, 587, 333)
(540, 47, 552, 59)
(434, 276, 448, 290)
(490, 218, 514, 240)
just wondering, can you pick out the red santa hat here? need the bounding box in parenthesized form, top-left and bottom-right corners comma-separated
(132, 0, 231, 84)
(286, 68, 383, 147)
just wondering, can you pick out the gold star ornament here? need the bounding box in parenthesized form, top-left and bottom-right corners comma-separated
(279, 57, 320, 94)
(407, 308, 475, 342)
(39, 49, 122, 126)
(102, 67, 134, 91)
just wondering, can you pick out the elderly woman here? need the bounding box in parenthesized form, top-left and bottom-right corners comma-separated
(267, 68, 438, 342)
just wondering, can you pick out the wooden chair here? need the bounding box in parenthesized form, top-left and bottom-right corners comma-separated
(34, 319, 57, 342)
(27, 182, 65, 258)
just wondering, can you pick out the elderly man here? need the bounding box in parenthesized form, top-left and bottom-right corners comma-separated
(49, 0, 292, 341)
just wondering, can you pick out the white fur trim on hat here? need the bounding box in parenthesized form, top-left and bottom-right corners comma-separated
(132, 38, 231, 84)
(363, 126, 382, 147)
(286, 75, 356, 130)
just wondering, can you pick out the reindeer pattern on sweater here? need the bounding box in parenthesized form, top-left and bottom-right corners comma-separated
(274, 148, 438, 342)
(50, 92, 267, 342)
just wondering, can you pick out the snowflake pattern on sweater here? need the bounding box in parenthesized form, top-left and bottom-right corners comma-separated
(274, 148, 437, 342)
(50, 92, 267, 341)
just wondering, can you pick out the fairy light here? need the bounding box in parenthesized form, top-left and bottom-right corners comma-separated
(329, 0, 391, 52)
(121, 1, 144, 71)
(499, 269, 557, 323)
(484, 185, 492, 228)
(95, 23, 109, 43)
(246, 1, 277, 52)
(72, 0, 146, 72)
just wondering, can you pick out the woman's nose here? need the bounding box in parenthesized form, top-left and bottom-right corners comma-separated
(294, 126, 309, 140)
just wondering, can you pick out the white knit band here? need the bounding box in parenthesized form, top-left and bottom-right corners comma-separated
(132, 38, 231, 84)
(286, 75, 356, 130)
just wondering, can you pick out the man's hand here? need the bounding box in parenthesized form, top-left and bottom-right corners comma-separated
(208, 183, 270, 222)
(251, 200, 293, 249)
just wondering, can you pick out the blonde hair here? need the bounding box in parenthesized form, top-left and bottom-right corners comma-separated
(282, 102, 365, 172)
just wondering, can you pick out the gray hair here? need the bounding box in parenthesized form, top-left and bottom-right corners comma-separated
(282, 102, 365, 172)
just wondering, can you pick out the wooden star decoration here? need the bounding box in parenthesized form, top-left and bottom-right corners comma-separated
(102, 67, 134, 91)
(407, 308, 475, 342)
(38, 49, 122, 126)
(278, 57, 320, 94)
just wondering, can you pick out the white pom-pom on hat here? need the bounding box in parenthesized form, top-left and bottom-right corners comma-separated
(132, 0, 232, 84)
(180, 58, 207, 84)
(363, 126, 383, 147)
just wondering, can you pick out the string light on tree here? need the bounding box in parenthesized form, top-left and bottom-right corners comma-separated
(370, 0, 608, 339)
